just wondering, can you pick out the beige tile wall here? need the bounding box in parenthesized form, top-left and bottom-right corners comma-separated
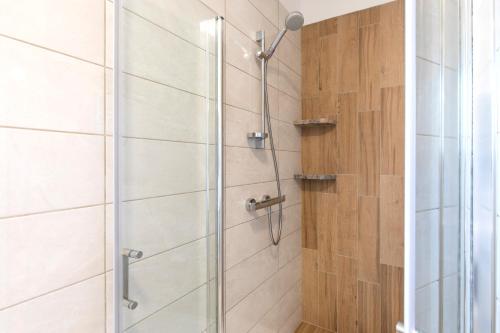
(223, 0, 303, 332)
(0, 0, 302, 332)
(0, 0, 108, 332)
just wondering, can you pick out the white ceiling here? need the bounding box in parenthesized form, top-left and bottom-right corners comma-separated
(280, 0, 395, 25)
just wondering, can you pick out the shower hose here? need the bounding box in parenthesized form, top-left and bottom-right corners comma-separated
(263, 59, 283, 246)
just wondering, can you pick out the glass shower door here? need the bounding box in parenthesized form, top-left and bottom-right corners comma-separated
(113, 1, 222, 332)
(413, 0, 464, 331)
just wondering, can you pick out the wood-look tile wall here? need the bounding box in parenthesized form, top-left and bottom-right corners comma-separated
(300, 1, 404, 332)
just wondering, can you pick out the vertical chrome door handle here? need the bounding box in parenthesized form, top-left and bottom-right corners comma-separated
(122, 248, 143, 310)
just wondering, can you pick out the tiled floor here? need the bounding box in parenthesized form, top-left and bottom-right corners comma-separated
(295, 322, 332, 333)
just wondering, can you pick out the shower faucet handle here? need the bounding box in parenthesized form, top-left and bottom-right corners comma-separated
(246, 195, 285, 212)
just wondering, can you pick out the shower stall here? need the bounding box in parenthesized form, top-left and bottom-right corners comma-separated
(3, 0, 500, 332)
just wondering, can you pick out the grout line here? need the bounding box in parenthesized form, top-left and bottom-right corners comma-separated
(122, 71, 209, 99)
(226, 220, 301, 272)
(245, 279, 301, 333)
(0, 33, 105, 68)
(278, 302, 302, 333)
(122, 8, 212, 55)
(123, 282, 208, 331)
(0, 273, 106, 312)
(122, 189, 209, 204)
(122, 135, 215, 146)
(0, 125, 106, 137)
(0, 203, 106, 221)
(127, 234, 210, 266)
(416, 55, 460, 72)
(226, 251, 301, 313)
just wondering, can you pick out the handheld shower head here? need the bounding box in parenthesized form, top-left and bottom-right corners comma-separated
(258, 11, 304, 60)
(285, 11, 305, 31)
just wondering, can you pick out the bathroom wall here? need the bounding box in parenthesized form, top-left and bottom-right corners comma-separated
(0, 0, 302, 332)
(299, 1, 405, 332)
(223, 0, 303, 332)
(0, 0, 109, 331)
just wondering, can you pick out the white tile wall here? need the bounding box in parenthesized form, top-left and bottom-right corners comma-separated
(0, 0, 109, 331)
(0, 128, 105, 217)
(1, 1, 302, 333)
(0, 0, 105, 64)
(0, 36, 105, 134)
(415, 135, 441, 211)
(223, 3, 302, 329)
(416, 57, 441, 137)
(0, 206, 105, 308)
(416, 209, 440, 288)
(0, 276, 106, 333)
(416, 282, 440, 333)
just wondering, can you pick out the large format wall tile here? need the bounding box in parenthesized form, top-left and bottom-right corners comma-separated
(226, 214, 274, 269)
(226, 146, 275, 186)
(416, 57, 441, 136)
(124, 0, 217, 51)
(0, 206, 104, 309)
(279, 91, 301, 124)
(0, 0, 104, 64)
(0, 276, 105, 333)
(249, 282, 301, 333)
(248, 0, 279, 27)
(0, 37, 104, 134)
(121, 74, 211, 143)
(123, 11, 208, 97)
(0, 128, 104, 217)
(126, 285, 209, 333)
(226, 0, 278, 42)
(125, 239, 208, 328)
(226, 255, 301, 332)
(416, 135, 441, 211)
(226, 246, 279, 310)
(416, 0, 441, 63)
(121, 191, 209, 259)
(416, 209, 440, 288)
(121, 138, 208, 200)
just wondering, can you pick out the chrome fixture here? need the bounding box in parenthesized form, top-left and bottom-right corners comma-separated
(215, 16, 225, 333)
(248, 11, 304, 246)
(246, 195, 286, 211)
(256, 11, 304, 61)
(122, 248, 143, 310)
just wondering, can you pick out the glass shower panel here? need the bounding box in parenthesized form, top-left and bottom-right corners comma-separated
(415, 0, 463, 331)
(472, 0, 497, 331)
(114, 1, 219, 332)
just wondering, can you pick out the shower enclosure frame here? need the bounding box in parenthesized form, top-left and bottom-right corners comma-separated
(403, 0, 417, 331)
(112, 2, 225, 331)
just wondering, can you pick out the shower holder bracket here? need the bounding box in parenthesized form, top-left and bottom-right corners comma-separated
(247, 132, 268, 140)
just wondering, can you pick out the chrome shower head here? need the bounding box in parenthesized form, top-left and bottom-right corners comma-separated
(285, 11, 304, 31)
(257, 11, 304, 60)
